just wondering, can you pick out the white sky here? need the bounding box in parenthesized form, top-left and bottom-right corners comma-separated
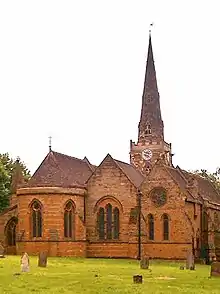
(0, 0, 220, 174)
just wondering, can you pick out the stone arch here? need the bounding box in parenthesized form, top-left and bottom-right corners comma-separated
(5, 217, 18, 255)
(95, 196, 122, 241)
(63, 199, 76, 210)
(29, 199, 43, 238)
(64, 200, 76, 239)
(94, 195, 123, 213)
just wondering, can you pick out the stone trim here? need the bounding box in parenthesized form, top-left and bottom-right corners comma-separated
(17, 187, 86, 196)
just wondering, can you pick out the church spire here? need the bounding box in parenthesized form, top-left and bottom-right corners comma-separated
(138, 31, 164, 143)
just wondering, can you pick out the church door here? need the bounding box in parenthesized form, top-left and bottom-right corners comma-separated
(5, 217, 18, 255)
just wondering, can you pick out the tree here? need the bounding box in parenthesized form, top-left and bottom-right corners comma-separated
(0, 153, 31, 212)
(192, 168, 220, 192)
(0, 162, 10, 212)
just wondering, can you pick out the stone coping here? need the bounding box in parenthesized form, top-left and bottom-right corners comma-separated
(17, 186, 86, 196)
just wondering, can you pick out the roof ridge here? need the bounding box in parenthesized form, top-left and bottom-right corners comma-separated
(53, 151, 86, 164)
(113, 158, 145, 178)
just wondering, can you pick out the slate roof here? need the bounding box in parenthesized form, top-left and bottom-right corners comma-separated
(113, 158, 144, 188)
(28, 150, 145, 189)
(28, 151, 94, 188)
(179, 169, 220, 204)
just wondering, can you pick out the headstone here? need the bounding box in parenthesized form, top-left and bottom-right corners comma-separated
(211, 262, 220, 277)
(38, 252, 48, 267)
(186, 250, 195, 270)
(0, 243, 5, 258)
(20, 252, 30, 272)
(133, 275, 143, 284)
(140, 257, 149, 269)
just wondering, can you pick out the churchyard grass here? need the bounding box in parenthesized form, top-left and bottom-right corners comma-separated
(1, 257, 220, 293)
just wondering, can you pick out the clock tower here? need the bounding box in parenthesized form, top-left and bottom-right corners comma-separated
(130, 31, 172, 175)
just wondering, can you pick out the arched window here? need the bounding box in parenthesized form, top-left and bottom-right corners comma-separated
(148, 214, 154, 240)
(64, 201, 75, 238)
(163, 214, 169, 240)
(145, 124, 152, 135)
(106, 204, 112, 239)
(97, 203, 120, 240)
(97, 207, 105, 239)
(31, 201, 42, 238)
(6, 217, 17, 246)
(113, 207, 119, 239)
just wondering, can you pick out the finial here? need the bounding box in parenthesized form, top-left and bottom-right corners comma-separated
(149, 23, 154, 34)
(49, 136, 52, 152)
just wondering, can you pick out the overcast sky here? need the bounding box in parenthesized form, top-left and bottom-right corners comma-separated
(0, 1, 220, 174)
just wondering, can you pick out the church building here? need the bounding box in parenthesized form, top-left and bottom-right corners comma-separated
(1, 32, 220, 260)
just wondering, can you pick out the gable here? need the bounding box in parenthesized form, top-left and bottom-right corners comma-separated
(87, 154, 144, 188)
(140, 163, 196, 202)
(180, 168, 220, 205)
(28, 151, 93, 188)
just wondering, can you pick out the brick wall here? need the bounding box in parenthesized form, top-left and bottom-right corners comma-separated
(86, 155, 138, 257)
(16, 187, 87, 257)
(140, 165, 197, 258)
(0, 206, 17, 247)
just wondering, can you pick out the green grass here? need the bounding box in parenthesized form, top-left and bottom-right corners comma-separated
(0, 257, 220, 293)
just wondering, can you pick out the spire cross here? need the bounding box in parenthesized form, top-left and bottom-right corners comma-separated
(49, 136, 52, 151)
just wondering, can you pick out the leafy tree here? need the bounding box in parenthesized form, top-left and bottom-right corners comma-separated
(0, 153, 31, 212)
(0, 162, 10, 212)
(192, 168, 220, 192)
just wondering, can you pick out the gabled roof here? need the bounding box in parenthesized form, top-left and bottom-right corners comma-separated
(179, 168, 220, 205)
(28, 151, 93, 188)
(144, 161, 197, 203)
(113, 158, 144, 188)
(86, 154, 145, 188)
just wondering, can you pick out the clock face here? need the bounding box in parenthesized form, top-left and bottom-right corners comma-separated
(142, 149, 152, 161)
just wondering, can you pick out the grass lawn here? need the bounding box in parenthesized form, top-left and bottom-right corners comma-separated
(0, 257, 220, 293)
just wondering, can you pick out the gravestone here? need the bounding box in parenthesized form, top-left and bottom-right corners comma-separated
(20, 252, 30, 272)
(38, 252, 48, 267)
(211, 262, 220, 277)
(140, 257, 149, 269)
(0, 243, 5, 258)
(133, 275, 143, 284)
(186, 250, 195, 270)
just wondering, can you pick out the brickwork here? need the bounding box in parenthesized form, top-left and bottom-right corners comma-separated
(16, 187, 87, 256)
(1, 32, 220, 261)
(86, 155, 138, 257)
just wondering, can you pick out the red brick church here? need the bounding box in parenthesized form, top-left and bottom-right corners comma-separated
(1, 33, 220, 260)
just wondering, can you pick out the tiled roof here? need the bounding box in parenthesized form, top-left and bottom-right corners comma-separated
(114, 158, 145, 188)
(163, 165, 196, 202)
(28, 151, 93, 188)
(178, 168, 220, 205)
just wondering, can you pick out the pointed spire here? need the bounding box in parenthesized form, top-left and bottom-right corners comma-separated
(138, 29, 164, 143)
(11, 158, 25, 193)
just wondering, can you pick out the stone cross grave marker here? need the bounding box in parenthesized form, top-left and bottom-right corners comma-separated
(38, 252, 48, 267)
(140, 257, 149, 269)
(211, 261, 220, 277)
(0, 243, 5, 258)
(186, 250, 195, 270)
(21, 252, 30, 272)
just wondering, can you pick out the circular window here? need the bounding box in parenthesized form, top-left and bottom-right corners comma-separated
(150, 187, 167, 207)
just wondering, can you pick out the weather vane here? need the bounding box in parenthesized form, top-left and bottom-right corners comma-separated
(149, 22, 154, 33)
(49, 136, 52, 152)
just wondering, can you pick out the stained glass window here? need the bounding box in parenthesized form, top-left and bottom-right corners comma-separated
(64, 201, 75, 238)
(148, 214, 154, 240)
(31, 201, 42, 238)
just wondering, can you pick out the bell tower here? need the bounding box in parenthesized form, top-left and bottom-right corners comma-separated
(130, 31, 172, 175)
